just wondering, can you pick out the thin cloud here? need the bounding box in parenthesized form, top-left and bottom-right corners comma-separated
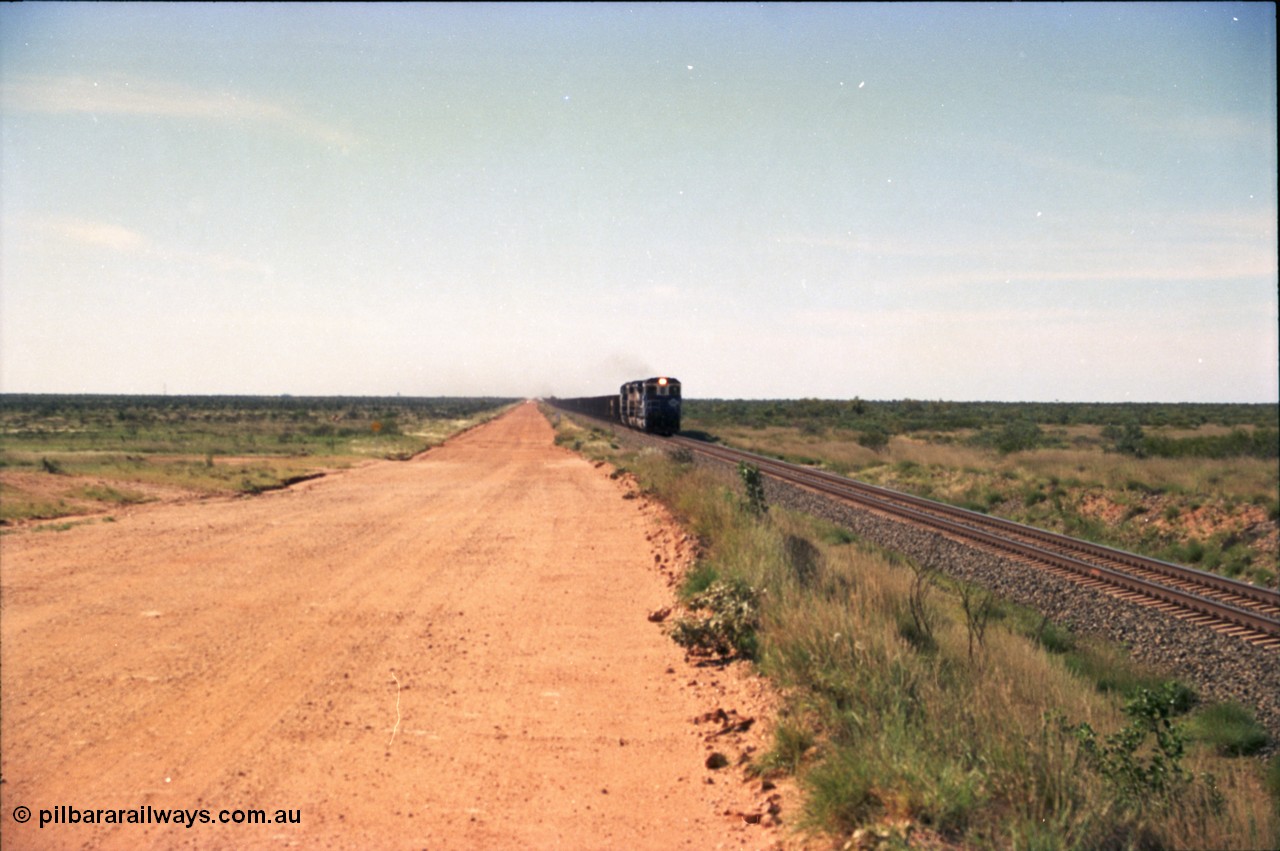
(33, 216, 150, 253)
(0, 73, 359, 149)
(17, 215, 271, 278)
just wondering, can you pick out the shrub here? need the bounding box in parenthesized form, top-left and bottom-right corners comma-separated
(738, 461, 767, 516)
(1104, 421, 1148, 457)
(900, 554, 938, 653)
(856, 426, 890, 452)
(667, 578, 761, 659)
(1062, 683, 1194, 807)
(996, 419, 1044, 454)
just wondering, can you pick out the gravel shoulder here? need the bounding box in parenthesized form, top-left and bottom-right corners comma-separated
(1, 402, 790, 849)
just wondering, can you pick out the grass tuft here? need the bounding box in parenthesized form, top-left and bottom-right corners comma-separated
(678, 561, 719, 601)
(1187, 702, 1271, 756)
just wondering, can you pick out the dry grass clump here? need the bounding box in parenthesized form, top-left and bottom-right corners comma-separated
(1008, 448, 1277, 501)
(697, 425, 885, 473)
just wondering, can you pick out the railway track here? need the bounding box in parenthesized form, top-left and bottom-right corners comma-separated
(665, 436, 1280, 651)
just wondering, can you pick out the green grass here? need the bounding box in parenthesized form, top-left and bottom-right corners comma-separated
(678, 561, 720, 601)
(1187, 702, 1271, 756)
(0, 481, 76, 523)
(757, 720, 816, 777)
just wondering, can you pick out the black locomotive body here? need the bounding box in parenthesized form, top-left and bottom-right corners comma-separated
(553, 376, 681, 436)
(619, 376, 681, 435)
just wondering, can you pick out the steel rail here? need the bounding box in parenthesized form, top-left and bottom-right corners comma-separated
(543, 403, 1279, 645)
(670, 436, 1280, 646)
(681, 440, 1280, 607)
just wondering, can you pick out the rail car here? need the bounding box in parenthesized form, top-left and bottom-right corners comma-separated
(552, 376, 681, 436)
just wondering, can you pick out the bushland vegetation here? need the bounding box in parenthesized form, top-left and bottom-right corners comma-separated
(687, 399, 1277, 448)
(0, 394, 516, 525)
(684, 400, 1279, 588)
(549, 409, 1278, 849)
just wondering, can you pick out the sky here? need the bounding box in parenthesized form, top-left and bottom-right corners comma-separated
(1, 2, 1276, 402)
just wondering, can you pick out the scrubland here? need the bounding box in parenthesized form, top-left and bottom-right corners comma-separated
(0, 395, 516, 526)
(685, 401, 1278, 589)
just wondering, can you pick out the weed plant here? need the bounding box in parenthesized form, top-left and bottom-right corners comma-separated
(666, 578, 761, 659)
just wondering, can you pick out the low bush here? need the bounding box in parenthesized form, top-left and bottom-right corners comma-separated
(1061, 684, 1195, 807)
(666, 578, 761, 660)
(737, 461, 767, 516)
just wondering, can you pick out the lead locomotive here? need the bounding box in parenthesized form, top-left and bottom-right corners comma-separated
(553, 376, 682, 436)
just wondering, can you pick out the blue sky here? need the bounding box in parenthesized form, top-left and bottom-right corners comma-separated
(2, 2, 1275, 401)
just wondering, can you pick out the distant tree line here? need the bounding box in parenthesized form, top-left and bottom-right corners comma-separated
(0, 395, 519, 450)
(0, 394, 518, 423)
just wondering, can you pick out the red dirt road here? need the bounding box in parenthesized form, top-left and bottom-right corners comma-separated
(1, 403, 787, 849)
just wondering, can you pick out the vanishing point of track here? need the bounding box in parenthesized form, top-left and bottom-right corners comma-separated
(663, 435, 1280, 651)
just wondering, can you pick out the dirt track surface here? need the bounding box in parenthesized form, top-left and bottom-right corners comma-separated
(2, 403, 788, 849)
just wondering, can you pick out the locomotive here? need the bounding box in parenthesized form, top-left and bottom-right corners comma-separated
(552, 376, 682, 436)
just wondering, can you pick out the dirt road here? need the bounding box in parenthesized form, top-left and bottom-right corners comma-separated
(1, 403, 786, 849)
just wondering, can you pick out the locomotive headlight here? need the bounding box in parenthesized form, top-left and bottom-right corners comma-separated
(658, 377, 668, 386)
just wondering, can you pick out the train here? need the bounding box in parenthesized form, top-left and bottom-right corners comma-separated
(552, 376, 682, 436)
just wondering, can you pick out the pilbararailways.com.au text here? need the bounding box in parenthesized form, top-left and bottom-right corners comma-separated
(33, 804, 300, 829)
